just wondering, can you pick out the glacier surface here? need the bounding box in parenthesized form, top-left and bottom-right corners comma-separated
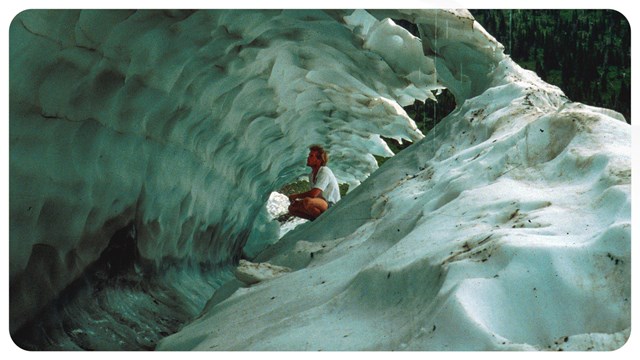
(9, 9, 630, 351)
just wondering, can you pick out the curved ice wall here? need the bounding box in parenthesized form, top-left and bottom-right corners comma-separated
(9, 9, 502, 331)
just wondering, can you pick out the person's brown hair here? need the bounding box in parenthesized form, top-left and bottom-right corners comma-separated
(309, 144, 329, 166)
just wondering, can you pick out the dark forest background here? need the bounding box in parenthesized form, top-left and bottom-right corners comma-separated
(399, 9, 631, 144)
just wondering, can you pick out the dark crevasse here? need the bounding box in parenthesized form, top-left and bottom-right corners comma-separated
(12, 223, 234, 350)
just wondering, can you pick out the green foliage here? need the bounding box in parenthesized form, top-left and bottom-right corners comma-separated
(471, 9, 631, 123)
(339, 183, 350, 197)
(279, 179, 350, 197)
(374, 135, 418, 167)
(407, 89, 457, 134)
(382, 10, 631, 167)
(279, 180, 310, 196)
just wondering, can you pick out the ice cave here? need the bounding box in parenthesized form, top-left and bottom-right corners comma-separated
(9, 9, 631, 350)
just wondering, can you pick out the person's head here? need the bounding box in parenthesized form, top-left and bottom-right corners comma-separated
(307, 144, 329, 167)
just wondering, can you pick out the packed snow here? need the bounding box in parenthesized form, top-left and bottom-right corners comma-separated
(9, 8, 631, 351)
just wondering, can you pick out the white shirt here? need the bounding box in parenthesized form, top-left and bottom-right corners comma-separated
(310, 166, 341, 204)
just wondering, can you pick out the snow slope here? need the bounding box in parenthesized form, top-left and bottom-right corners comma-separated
(158, 10, 631, 351)
(9, 9, 630, 350)
(161, 77, 632, 350)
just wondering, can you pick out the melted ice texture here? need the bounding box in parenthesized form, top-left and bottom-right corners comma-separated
(10, 9, 630, 350)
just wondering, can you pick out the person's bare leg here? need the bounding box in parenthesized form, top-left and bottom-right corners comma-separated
(288, 197, 328, 220)
(288, 200, 313, 220)
(302, 197, 328, 220)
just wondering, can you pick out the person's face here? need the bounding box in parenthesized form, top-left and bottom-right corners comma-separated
(307, 150, 321, 167)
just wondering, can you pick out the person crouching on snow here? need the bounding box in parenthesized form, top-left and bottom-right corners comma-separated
(288, 145, 341, 221)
